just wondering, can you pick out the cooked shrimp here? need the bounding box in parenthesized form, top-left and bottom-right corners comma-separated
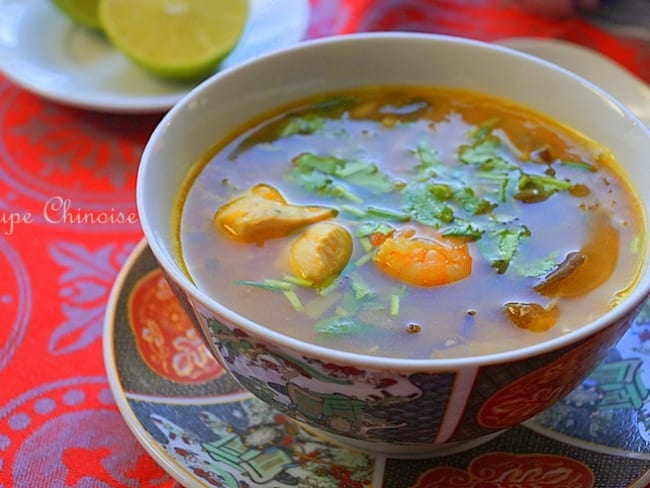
(214, 184, 336, 243)
(373, 227, 472, 286)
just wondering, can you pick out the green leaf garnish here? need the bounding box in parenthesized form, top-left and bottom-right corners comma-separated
(283, 289, 304, 312)
(479, 225, 531, 274)
(454, 186, 495, 215)
(404, 183, 455, 227)
(469, 116, 500, 140)
(278, 96, 357, 137)
(366, 206, 411, 222)
(314, 316, 368, 339)
(560, 160, 596, 172)
(459, 134, 506, 167)
(236, 279, 295, 291)
(280, 115, 326, 137)
(236, 279, 304, 311)
(350, 273, 375, 300)
(290, 152, 395, 196)
(390, 294, 400, 316)
(514, 252, 561, 278)
(413, 139, 443, 171)
(514, 173, 573, 203)
(356, 221, 395, 239)
(441, 220, 483, 240)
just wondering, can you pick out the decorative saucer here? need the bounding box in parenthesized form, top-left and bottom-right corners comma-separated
(104, 239, 650, 487)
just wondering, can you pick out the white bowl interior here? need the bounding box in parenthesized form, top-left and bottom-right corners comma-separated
(137, 33, 650, 367)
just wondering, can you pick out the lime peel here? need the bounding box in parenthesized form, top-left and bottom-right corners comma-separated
(50, 0, 102, 29)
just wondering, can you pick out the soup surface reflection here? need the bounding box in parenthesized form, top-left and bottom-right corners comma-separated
(177, 86, 645, 359)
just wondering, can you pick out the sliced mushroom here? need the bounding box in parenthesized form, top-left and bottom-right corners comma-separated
(503, 302, 559, 332)
(214, 184, 336, 243)
(533, 214, 619, 298)
(533, 251, 586, 296)
(289, 222, 353, 286)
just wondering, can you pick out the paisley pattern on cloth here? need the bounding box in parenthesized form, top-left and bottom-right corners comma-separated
(1, 0, 649, 486)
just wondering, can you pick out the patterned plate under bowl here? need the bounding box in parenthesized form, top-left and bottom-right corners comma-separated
(103, 239, 650, 488)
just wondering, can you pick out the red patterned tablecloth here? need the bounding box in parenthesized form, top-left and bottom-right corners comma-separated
(1, 1, 648, 487)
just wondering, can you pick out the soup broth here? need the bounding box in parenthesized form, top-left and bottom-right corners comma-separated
(177, 86, 645, 359)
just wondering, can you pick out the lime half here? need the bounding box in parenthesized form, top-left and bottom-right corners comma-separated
(99, 0, 249, 80)
(50, 0, 102, 29)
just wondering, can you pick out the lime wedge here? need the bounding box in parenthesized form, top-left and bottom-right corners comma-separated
(99, 0, 249, 80)
(50, 0, 102, 29)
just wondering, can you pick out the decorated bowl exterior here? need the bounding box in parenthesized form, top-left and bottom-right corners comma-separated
(137, 33, 650, 455)
(160, 268, 644, 452)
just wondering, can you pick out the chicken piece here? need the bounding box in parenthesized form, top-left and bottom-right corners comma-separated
(503, 301, 559, 332)
(289, 222, 353, 286)
(214, 184, 336, 243)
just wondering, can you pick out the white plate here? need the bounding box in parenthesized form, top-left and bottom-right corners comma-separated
(0, 0, 309, 113)
(497, 37, 650, 126)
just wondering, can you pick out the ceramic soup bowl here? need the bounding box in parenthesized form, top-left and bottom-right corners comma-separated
(136, 33, 650, 457)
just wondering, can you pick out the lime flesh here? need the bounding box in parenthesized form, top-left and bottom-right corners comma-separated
(99, 0, 249, 80)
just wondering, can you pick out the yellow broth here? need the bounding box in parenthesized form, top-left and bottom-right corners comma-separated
(177, 87, 645, 359)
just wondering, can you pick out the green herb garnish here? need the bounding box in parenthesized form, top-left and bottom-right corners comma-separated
(314, 316, 368, 340)
(290, 152, 395, 196)
(515, 173, 573, 203)
(479, 225, 531, 274)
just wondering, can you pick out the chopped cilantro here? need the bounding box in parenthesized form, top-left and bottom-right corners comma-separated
(289, 166, 334, 193)
(290, 152, 394, 196)
(366, 206, 411, 222)
(342, 166, 394, 194)
(477, 157, 516, 172)
(350, 273, 375, 300)
(282, 274, 314, 288)
(356, 221, 395, 239)
(236, 278, 304, 311)
(475, 171, 512, 203)
(354, 250, 375, 267)
(314, 316, 368, 340)
(459, 135, 506, 167)
(236, 279, 295, 291)
(280, 115, 326, 137)
(454, 186, 495, 215)
(515, 173, 573, 203)
(469, 117, 500, 140)
(332, 185, 363, 203)
(560, 160, 596, 171)
(279, 97, 358, 137)
(479, 226, 531, 274)
(293, 153, 339, 173)
(340, 204, 367, 218)
(404, 183, 455, 227)
(441, 220, 483, 240)
(341, 205, 411, 222)
(390, 294, 400, 316)
(283, 289, 304, 311)
(514, 252, 561, 278)
(413, 140, 443, 171)
(358, 235, 373, 253)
